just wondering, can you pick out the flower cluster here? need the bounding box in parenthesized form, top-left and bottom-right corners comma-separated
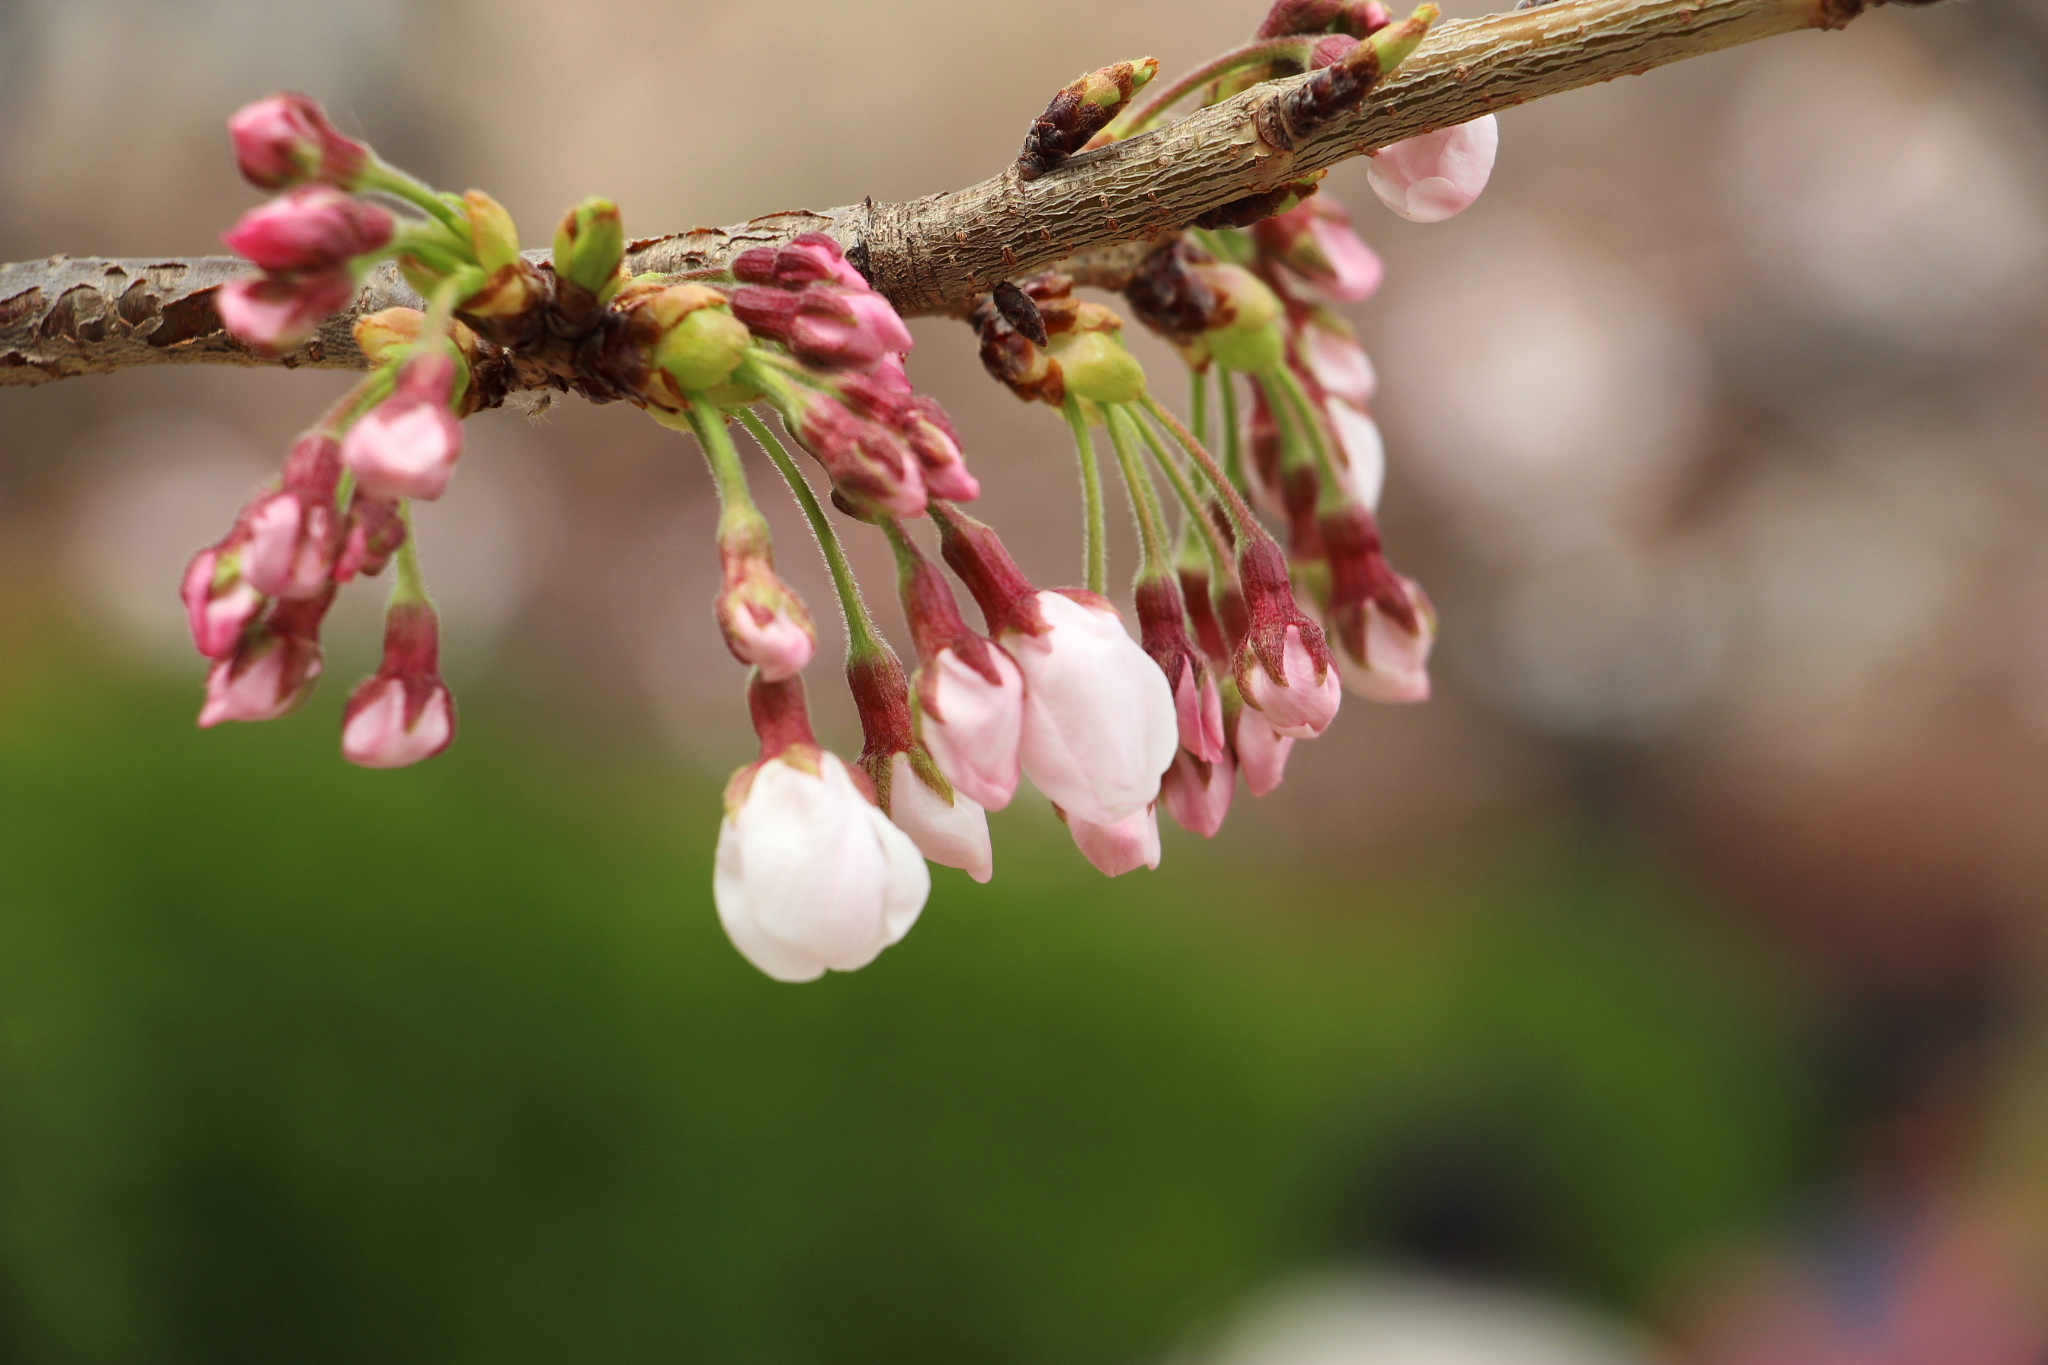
(186, 0, 1488, 986)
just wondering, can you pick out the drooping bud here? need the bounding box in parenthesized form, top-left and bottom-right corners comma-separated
(215, 269, 356, 350)
(1063, 803, 1164, 877)
(197, 588, 334, 727)
(1252, 197, 1385, 302)
(341, 599, 456, 768)
(334, 490, 408, 581)
(1233, 535, 1342, 738)
(848, 651, 994, 883)
(1366, 115, 1500, 223)
(715, 512, 816, 682)
(1230, 685, 1296, 796)
(341, 351, 465, 501)
(1017, 58, 1160, 181)
(182, 532, 265, 660)
(551, 197, 625, 297)
(1319, 503, 1435, 702)
(1294, 304, 1379, 406)
(1162, 747, 1235, 837)
(781, 387, 927, 519)
(227, 93, 370, 191)
(894, 527, 1024, 811)
(1136, 576, 1228, 763)
(242, 431, 343, 599)
(222, 186, 393, 273)
(462, 190, 522, 274)
(837, 364, 980, 502)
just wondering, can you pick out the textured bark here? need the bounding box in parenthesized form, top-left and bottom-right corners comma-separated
(0, 0, 1896, 389)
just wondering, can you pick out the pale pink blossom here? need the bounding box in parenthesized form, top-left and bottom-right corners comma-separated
(1009, 591, 1179, 826)
(1066, 804, 1161, 878)
(216, 270, 355, 349)
(714, 749, 930, 982)
(341, 676, 455, 767)
(1327, 398, 1386, 512)
(1242, 623, 1343, 738)
(1233, 705, 1295, 797)
(342, 354, 464, 501)
(722, 601, 814, 682)
(1172, 661, 1228, 764)
(1162, 748, 1234, 837)
(916, 643, 1025, 811)
(181, 542, 264, 660)
(1366, 115, 1499, 224)
(883, 751, 993, 883)
(1335, 576, 1435, 703)
(222, 186, 392, 273)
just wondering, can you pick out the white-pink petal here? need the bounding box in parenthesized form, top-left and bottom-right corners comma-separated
(1242, 624, 1342, 738)
(1067, 804, 1161, 878)
(918, 644, 1025, 811)
(885, 751, 993, 883)
(1365, 115, 1499, 225)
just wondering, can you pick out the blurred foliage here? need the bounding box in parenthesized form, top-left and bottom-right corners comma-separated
(0, 629, 1812, 1364)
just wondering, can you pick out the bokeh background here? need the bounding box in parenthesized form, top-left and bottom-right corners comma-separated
(4, 0, 2048, 1359)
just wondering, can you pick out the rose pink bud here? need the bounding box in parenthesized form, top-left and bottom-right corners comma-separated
(341, 354, 464, 501)
(334, 490, 407, 581)
(1162, 747, 1234, 838)
(1008, 590, 1180, 827)
(241, 431, 344, 599)
(1254, 198, 1384, 303)
(733, 234, 871, 292)
(1241, 621, 1343, 738)
(1319, 503, 1434, 702)
(227, 93, 369, 191)
(789, 388, 926, 519)
(1366, 115, 1500, 224)
(915, 643, 1025, 811)
(182, 538, 266, 660)
(789, 232, 874, 290)
(837, 369, 980, 502)
(1334, 0, 1393, 36)
(197, 589, 333, 727)
(222, 187, 393, 273)
(1232, 702, 1295, 797)
(1064, 804, 1162, 878)
(341, 601, 456, 768)
(882, 750, 993, 883)
(1136, 577, 1227, 763)
(716, 535, 816, 682)
(1233, 536, 1342, 739)
(715, 675, 929, 983)
(1256, 0, 1344, 38)
(215, 269, 355, 350)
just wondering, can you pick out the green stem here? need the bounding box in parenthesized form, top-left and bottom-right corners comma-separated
(1128, 405, 1232, 573)
(1141, 395, 1265, 545)
(1101, 37, 1316, 142)
(1219, 370, 1244, 490)
(1103, 407, 1174, 580)
(391, 503, 429, 604)
(734, 407, 888, 661)
(1268, 365, 1349, 512)
(1189, 367, 1210, 452)
(1062, 397, 1109, 597)
(672, 400, 759, 531)
(361, 160, 468, 234)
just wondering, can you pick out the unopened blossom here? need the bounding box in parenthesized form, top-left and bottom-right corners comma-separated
(182, 534, 265, 660)
(216, 270, 355, 349)
(1162, 747, 1234, 837)
(783, 386, 926, 518)
(1366, 115, 1499, 223)
(198, 589, 333, 727)
(334, 490, 406, 581)
(341, 600, 455, 768)
(1243, 622, 1343, 737)
(882, 750, 993, 883)
(1137, 576, 1227, 763)
(1336, 575, 1435, 702)
(1065, 804, 1162, 878)
(222, 186, 392, 273)
(1327, 395, 1386, 511)
(895, 528, 1024, 810)
(241, 431, 343, 599)
(1232, 701, 1295, 797)
(342, 352, 464, 501)
(715, 677, 928, 983)
(1297, 308, 1377, 408)
(227, 93, 369, 191)
(1254, 198, 1385, 302)
(731, 234, 914, 370)
(716, 521, 816, 682)
(1234, 538, 1342, 739)
(839, 365, 981, 503)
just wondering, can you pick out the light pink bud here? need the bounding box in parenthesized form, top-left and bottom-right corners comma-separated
(341, 355, 464, 501)
(1255, 198, 1384, 302)
(790, 390, 926, 519)
(884, 751, 993, 883)
(1065, 804, 1162, 878)
(1242, 622, 1343, 738)
(222, 187, 393, 273)
(916, 643, 1025, 811)
(334, 491, 407, 581)
(1366, 115, 1499, 224)
(182, 541, 265, 660)
(341, 676, 455, 768)
(242, 492, 339, 599)
(1300, 312, 1377, 408)
(1173, 663, 1229, 765)
(227, 93, 369, 191)
(715, 748, 930, 982)
(1327, 398, 1385, 512)
(215, 270, 355, 349)
(726, 600, 815, 681)
(1336, 575, 1435, 703)
(1162, 748, 1234, 838)
(1009, 591, 1179, 826)
(197, 590, 332, 727)
(1233, 704, 1295, 797)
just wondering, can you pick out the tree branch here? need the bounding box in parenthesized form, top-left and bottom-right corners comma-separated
(0, 0, 1898, 390)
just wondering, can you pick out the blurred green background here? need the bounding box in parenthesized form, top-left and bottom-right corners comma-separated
(0, 633, 1807, 1362)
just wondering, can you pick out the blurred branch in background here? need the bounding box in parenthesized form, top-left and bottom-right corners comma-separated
(0, 0, 1935, 387)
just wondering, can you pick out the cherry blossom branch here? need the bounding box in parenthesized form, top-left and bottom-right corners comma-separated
(0, 0, 1915, 390)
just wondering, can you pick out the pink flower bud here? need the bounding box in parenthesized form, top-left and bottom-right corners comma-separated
(241, 431, 344, 599)
(1064, 804, 1162, 878)
(222, 187, 393, 273)
(1309, 35, 1361, 69)
(838, 367, 981, 502)
(1233, 537, 1342, 739)
(715, 676, 930, 982)
(787, 389, 926, 519)
(716, 537, 816, 682)
(1232, 703, 1295, 797)
(1008, 591, 1180, 827)
(341, 354, 464, 501)
(882, 750, 993, 884)
(182, 538, 266, 660)
(1327, 397, 1385, 512)
(1136, 576, 1227, 763)
(334, 490, 407, 581)
(1333, 0, 1393, 36)
(734, 233, 870, 292)
(1366, 115, 1499, 224)
(915, 643, 1025, 812)
(1320, 504, 1434, 702)
(1241, 621, 1343, 738)
(1254, 198, 1384, 303)
(1256, 0, 1344, 38)
(215, 269, 355, 350)
(1162, 747, 1235, 838)
(227, 93, 369, 191)
(340, 600, 456, 768)
(198, 589, 333, 727)
(1297, 309, 1378, 407)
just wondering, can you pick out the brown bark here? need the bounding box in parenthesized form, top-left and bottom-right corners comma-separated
(0, 0, 1900, 390)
